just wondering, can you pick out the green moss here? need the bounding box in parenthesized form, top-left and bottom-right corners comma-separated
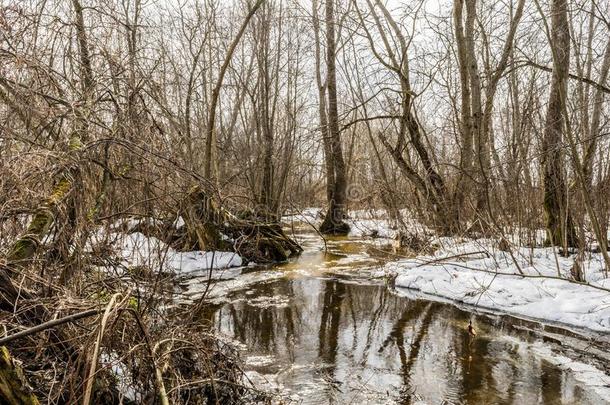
(0, 347, 9, 365)
(0, 347, 40, 405)
(93, 289, 111, 304)
(48, 178, 71, 205)
(93, 290, 137, 310)
(128, 296, 138, 310)
(68, 135, 82, 151)
(7, 237, 38, 262)
(26, 209, 53, 236)
(118, 164, 132, 176)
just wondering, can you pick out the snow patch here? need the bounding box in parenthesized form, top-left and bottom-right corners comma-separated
(91, 231, 242, 274)
(391, 238, 610, 333)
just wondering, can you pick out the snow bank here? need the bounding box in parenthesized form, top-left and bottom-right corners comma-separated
(167, 250, 243, 272)
(282, 207, 427, 240)
(389, 238, 610, 333)
(93, 231, 242, 274)
(347, 217, 397, 238)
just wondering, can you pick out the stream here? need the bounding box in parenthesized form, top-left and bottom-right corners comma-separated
(179, 225, 610, 404)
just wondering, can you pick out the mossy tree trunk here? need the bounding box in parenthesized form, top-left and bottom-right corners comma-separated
(7, 174, 73, 264)
(0, 347, 40, 405)
(5, 0, 90, 268)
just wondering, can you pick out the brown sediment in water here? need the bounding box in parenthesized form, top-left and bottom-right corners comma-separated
(183, 227, 610, 404)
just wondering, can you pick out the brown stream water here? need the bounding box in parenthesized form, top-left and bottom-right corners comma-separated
(188, 227, 609, 404)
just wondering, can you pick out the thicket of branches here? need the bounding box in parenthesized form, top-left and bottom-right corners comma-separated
(0, 0, 609, 402)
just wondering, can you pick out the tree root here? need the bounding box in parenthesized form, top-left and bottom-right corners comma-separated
(175, 187, 302, 263)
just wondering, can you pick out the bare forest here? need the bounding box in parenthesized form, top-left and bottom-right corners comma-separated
(1, 0, 610, 403)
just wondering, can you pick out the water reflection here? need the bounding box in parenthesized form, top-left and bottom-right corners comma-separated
(212, 278, 601, 404)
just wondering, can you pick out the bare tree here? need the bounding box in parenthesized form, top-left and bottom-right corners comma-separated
(541, 0, 577, 249)
(319, 0, 350, 234)
(204, 0, 265, 181)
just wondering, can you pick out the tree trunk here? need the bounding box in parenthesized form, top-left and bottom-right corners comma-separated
(179, 186, 301, 263)
(542, 0, 577, 249)
(463, 0, 488, 217)
(0, 347, 39, 405)
(583, 37, 610, 187)
(319, 0, 349, 235)
(453, 0, 474, 222)
(312, 0, 334, 206)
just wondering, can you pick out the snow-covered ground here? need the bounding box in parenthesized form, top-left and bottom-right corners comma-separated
(385, 237, 610, 333)
(282, 207, 413, 239)
(91, 230, 243, 275)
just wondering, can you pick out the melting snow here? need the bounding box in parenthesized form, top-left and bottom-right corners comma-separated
(389, 238, 610, 333)
(92, 231, 242, 274)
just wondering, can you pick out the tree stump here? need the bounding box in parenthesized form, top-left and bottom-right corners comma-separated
(179, 187, 302, 263)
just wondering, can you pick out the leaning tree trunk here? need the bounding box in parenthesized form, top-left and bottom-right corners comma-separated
(0, 0, 86, 351)
(319, 0, 350, 235)
(6, 172, 73, 264)
(542, 0, 577, 249)
(1, 0, 85, 323)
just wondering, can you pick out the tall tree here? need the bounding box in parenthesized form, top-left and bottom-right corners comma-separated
(454, 0, 526, 227)
(319, 0, 349, 234)
(355, 0, 456, 233)
(453, 0, 474, 223)
(541, 0, 577, 248)
(312, 0, 334, 207)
